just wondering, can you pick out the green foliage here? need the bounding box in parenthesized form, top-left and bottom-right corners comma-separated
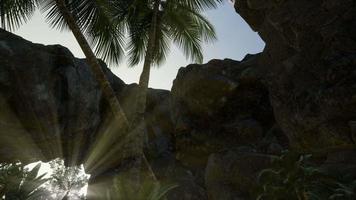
(107, 175, 177, 200)
(256, 151, 356, 200)
(0, 0, 37, 31)
(40, 0, 126, 65)
(45, 158, 89, 200)
(0, 0, 221, 66)
(0, 0, 125, 65)
(0, 162, 48, 200)
(328, 179, 356, 200)
(111, 0, 221, 66)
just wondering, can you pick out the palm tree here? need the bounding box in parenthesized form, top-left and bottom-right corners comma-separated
(1, 0, 221, 195)
(1, 0, 158, 183)
(1, 0, 155, 195)
(43, 0, 142, 174)
(44, 0, 130, 131)
(111, 0, 221, 176)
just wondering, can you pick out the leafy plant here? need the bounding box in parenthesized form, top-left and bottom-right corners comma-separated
(0, 162, 48, 200)
(45, 159, 89, 200)
(256, 151, 356, 200)
(328, 180, 356, 200)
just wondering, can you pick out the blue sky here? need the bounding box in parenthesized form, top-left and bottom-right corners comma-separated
(15, 1, 264, 90)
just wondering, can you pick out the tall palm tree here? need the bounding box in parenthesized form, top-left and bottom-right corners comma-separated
(112, 0, 221, 175)
(0, 0, 131, 158)
(1, 0, 155, 195)
(44, 0, 130, 127)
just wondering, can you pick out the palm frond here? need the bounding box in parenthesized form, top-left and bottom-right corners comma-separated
(163, 1, 218, 63)
(41, 0, 126, 65)
(0, 0, 37, 31)
(114, 0, 219, 66)
(41, 0, 73, 31)
(77, 0, 126, 65)
(151, 13, 171, 66)
(125, 3, 152, 66)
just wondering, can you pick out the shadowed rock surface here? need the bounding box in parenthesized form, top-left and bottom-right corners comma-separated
(1, 0, 356, 199)
(0, 29, 116, 164)
(171, 56, 278, 168)
(235, 0, 356, 151)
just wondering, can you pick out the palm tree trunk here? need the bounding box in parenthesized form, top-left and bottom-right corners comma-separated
(135, 0, 161, 136)
(137, 0, 162, 110)
(55, 0, 134, 168)
(120, 0, 162, 190)
(55, 0, 129, 130)
(130, 0, 161, 180)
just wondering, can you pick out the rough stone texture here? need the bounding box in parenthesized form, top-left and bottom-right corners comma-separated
(205, 151, 273, 200)
(170, 57, 279, 169)
(0, 29, 115, 164)
(169, 56, 285, 199)
(0, 29, 172, 169)
(235, 0, 356, 151)
(0, 28, 208, 200)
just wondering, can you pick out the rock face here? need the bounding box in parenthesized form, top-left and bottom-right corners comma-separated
(235, 0, 356, 151)
(169, 56, 287, 200)
(205, 151, 273, 200)
(169, 0, 356, 198)
(168, 57, 285, 200)
(0, 29, 115, 164)
(0, 28, 280, 199)
(0, 29, 171, 168)
(170, 57, 280, 167)
(1, 0, 356, 199)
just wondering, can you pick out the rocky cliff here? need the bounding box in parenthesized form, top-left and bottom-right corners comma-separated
(1, 0, 356, 199)
(235, 0, 356, 151)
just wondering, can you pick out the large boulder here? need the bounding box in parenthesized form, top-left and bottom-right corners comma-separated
(170, 56, 279, 168)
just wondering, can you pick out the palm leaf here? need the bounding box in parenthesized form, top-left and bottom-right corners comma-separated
(0, 0, 37, 30)
(41, 0, 126, 65)
(163, 1, 217, 63)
